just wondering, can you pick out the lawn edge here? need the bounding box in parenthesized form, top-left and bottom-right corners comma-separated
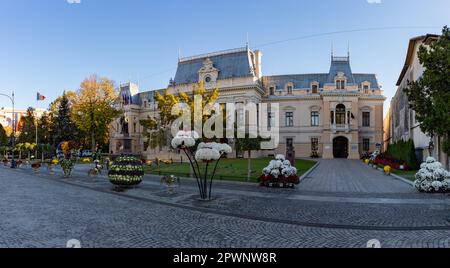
(299, 160, 320, 183)
(390, 173, 415, 187)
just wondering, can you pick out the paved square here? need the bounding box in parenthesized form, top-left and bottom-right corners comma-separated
(0, 160, 449, 248)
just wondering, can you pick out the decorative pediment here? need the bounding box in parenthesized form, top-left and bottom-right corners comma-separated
(198, 58, 219, 74)
(309, 105, 322, 112)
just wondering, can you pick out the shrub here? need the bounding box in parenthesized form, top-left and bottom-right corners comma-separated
(386, 140, 419, 169)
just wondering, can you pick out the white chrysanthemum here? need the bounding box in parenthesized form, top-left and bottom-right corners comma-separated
(270, 169, 280, 178)
(263, 167, 271, 175)
(197, 142, 233, 154)
(171, 131, 199, 148)
(275, 154, 286, 161)
(431, 181, 443, 191)
(426, 157, 436, 163)
(195, 148, 221, 161)
(283, 160, 291, 166)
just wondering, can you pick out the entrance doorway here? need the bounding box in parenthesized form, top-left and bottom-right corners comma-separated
(333, 137, 349, 158)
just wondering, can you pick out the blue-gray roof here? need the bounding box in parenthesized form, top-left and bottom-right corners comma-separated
(263, 56, 379, 89)
(174, 48, 255, 85)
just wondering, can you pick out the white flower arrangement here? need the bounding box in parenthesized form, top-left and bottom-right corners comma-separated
(195, 148, 221, 161)
(171, 130, 199, 149)
(197, 142, 232, 154)
(262, 156, 298, 178)
(414, 157, 450, 193)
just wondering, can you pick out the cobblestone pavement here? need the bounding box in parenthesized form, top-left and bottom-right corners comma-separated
(300, 159, 416, 193)
(1, 162, 450, 248)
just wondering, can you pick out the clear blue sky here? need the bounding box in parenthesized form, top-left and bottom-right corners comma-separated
(1, 0, 449, 115)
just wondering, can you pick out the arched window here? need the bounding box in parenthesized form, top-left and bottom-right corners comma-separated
(336, 104, 346, 125)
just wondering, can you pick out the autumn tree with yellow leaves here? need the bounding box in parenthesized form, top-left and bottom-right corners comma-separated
(71, 75, 122, 152)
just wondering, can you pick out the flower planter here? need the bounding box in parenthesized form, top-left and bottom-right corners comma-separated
(60, 159, 74, 178)
(108, 155, 144, 189)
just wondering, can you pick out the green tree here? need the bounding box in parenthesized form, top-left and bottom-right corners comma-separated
(0, 124, 7, 146)
(404, 26, 450, 168)
(141, 82, 219, 151)
(17, 107, 36, 144)
(37, 112, 53, 145)
(54, 92, 78, 146)
(71, 75, 122, 152)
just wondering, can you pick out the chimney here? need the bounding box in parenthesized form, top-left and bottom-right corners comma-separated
(254, 50, 262, 79)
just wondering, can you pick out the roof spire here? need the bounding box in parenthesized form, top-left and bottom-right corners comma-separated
(246, 32, 249, 50)
(347, 41, 350, 60)
(331, 42, 334, 59)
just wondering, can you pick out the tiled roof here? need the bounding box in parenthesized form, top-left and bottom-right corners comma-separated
(263, 56, 379, 89)
(173, 47, 255, 85)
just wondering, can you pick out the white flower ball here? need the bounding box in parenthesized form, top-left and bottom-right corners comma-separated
(431, 181, 443, 191)
(283, 160, 291, 166)
(275, 154, 286, 161)
(195, 148, 221, 161)
(426, 157, 436, 163)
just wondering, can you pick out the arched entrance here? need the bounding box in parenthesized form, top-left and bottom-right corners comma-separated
(333, 136, 349, 158)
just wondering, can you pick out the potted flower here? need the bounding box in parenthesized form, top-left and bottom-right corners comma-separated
(259, 155, 299, 188)
(384, 165, 391, 175)
(60, 159, 74, 178)
(414, 157, 450, 193)
(108, 155, 144, 191)
(161, 175, 180, 194)
(31, 161, 41, 172)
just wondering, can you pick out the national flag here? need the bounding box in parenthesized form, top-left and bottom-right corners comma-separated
(37, 92, 46, 101)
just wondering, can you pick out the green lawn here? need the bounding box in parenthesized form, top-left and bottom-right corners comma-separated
(146, 158, 317, 183)
(392, 169, 417, 182)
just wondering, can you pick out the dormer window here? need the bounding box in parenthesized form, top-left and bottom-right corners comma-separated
(362, 82, 370, 94)
(287, 85, 293, 95)
(204, 76, 212, 83)
(269, 86, 275, 96)
(336, 79, 345, 90)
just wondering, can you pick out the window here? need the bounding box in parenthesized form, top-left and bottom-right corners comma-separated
(286, 138, 294, 152)
(363, 138, 370, 152)
(204, 76, 211, 83)
(267, 112, 274, 128)
(330, 111, 334, 125)
(336, 79, 345, 90)
(269, 87, 275, 95)
(311, 112, 319, 126)
(312, 84, 318, 94)
(363, 112, 370, 127)
(363, 84, 369, 94)
(285, 112, 294, 127)
(336, 104, 346, 125)
(287, 85, 293, 95)
(311, 138, 319, 152)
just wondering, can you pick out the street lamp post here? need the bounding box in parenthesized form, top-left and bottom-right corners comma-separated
(0, 91, 16, 168)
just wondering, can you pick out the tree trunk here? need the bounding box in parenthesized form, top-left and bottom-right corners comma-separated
(91, 132, 96, 153)
(247, 150, 252, 182)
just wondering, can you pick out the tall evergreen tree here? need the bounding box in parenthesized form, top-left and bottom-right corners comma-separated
(404, 26, 450, 168)
(37, 112, 53, 145)
(54, 92, 77, 145)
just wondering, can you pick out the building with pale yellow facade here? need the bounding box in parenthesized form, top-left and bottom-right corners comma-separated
(110, 47, 385, 160)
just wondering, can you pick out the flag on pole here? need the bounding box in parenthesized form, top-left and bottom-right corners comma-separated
(37, 92, 46, 101)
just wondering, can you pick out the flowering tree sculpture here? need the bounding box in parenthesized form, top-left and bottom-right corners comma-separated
(414, 157, 450, 193)
(171, 131, 232, 200)
(259, 154, 299, 188)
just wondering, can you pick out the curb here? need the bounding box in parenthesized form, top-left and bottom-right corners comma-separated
(390, 173, 415, 187)
(299, 161, 320, 182)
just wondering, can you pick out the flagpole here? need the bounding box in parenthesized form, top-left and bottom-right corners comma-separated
(35, 95, 38, 160)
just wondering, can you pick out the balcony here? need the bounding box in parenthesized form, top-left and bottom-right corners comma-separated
(331, 124, 350, 133)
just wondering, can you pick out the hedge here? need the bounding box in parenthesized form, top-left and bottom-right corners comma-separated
(386, 139, 419, 170)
